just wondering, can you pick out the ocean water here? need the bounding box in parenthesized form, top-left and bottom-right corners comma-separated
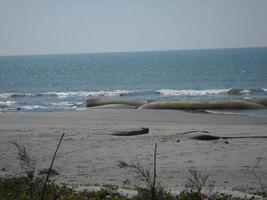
(0, 47, 267, 115)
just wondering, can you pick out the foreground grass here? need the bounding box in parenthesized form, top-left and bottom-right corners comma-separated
(5, 140, 264, 199)
(0, 176, 253, 200)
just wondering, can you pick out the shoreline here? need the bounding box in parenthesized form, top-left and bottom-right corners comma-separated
(1, 109, 267, 191)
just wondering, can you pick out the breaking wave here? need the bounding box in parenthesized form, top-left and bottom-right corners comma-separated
(205, 110, 246, 116)
(51, 101, 79, 106)
(0, 101, 16, 106)
(0, 101, 16, 109)
(22, 105, 49, 110)
(0, 87, 266, 113)
(157, 88, 267, 96)
(157, 89, 229, 96)
(0, 90, 131, 99)
(0, 88, 266, 99)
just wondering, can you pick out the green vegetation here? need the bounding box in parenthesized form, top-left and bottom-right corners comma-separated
(0, 177, 252, 200)
(0, 139, 264, 199)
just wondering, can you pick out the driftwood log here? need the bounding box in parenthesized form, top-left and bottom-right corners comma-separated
(38, 168, 60, 176)
(111, 128, 149, 136)
(191, 134, 267, 141)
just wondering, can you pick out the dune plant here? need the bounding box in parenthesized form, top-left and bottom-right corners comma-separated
(40, 133, 65, 200)
(1, 137, 263, 199)
(11, 141, 38, 199)
(250, 152, 267, 197)
(11, 141, 36, 180)
(8, 133, 65, 200)
(118, 143, 174, 200)
(186, 169, 209, 193)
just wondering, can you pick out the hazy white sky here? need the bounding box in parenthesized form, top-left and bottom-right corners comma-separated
(0, 0, 267, 55)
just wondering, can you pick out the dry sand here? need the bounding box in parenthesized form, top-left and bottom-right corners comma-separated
(0, 109, 267, 192)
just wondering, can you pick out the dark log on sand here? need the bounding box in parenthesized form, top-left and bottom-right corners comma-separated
(39, 168, 60, 176)
(191, 134, 267, 141)
(111, 128, 149, 136)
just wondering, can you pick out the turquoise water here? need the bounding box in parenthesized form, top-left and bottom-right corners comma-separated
(0, 47, 267, 114)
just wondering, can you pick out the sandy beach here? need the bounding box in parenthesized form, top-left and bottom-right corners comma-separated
(1, 109, 267, 192)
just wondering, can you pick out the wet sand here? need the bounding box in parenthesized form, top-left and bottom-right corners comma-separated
(0, 109, 267, 191)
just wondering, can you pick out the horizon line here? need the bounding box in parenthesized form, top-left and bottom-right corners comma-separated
(0, 45, 267, 57)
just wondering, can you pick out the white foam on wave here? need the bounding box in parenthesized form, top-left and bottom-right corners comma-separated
(22, 105, 48, 110)
(0, 90, 131, 98)
(51, 101, 85, 107)
(205, 110, 245, 116)
(0, 93, 16, 98)
(0, 101, 16, 106)
(55, 90, 131, 98)
(157, 89, 229, 96)
(51, 101, 75, 106)
(263, 88, 267, 92)
(70, 90, 130, 97)
(239, 89, 250, 94)
(0, 92, 46, 98)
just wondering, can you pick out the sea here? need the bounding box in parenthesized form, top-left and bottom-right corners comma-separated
(0, 47, 267, 116)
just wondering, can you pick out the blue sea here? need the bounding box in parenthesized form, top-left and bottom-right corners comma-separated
(0, 47, 267, 116)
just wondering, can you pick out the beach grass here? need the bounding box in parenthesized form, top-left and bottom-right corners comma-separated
(0, 176, 252, 200)
(0, 141, 264, 200)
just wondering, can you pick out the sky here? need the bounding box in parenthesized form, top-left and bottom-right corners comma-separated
(0, 0, 267, 56)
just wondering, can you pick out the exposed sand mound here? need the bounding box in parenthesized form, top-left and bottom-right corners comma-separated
(88, 104, 138, 109)
(139, 99, 266, 110)
(86, 98, 147, 107)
